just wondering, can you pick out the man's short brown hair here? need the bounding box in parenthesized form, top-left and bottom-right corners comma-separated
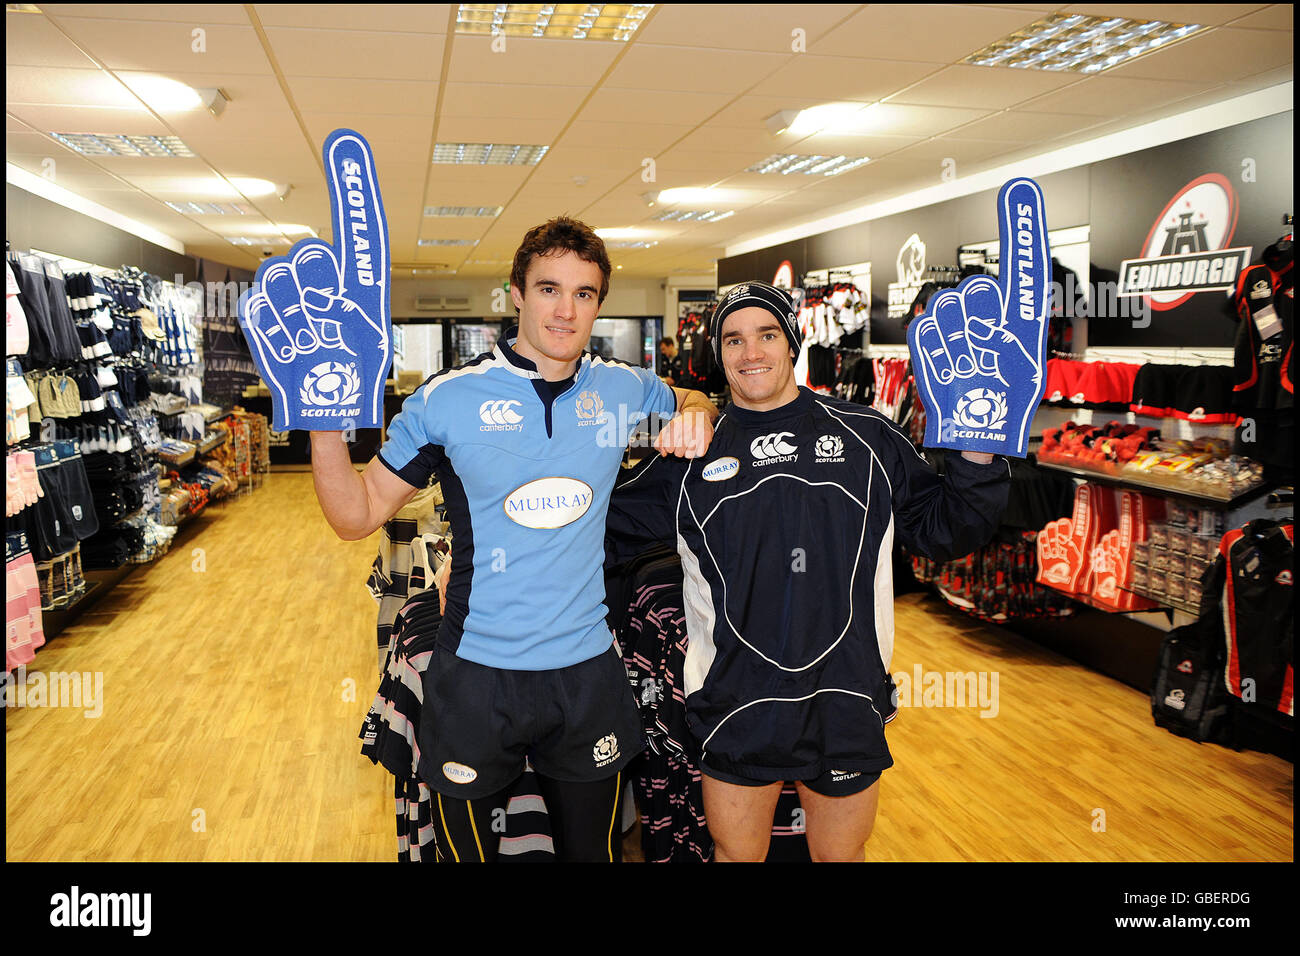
(510, 216, 611, 310)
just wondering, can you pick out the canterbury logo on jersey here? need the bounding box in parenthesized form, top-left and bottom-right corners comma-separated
(750, 431, 798, 466)
(479, 399, 524, 431)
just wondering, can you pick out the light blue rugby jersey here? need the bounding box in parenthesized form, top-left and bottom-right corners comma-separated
(377, 327, 678, 670)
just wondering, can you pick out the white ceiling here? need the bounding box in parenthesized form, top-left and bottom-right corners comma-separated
(6, 3, 1294, 277)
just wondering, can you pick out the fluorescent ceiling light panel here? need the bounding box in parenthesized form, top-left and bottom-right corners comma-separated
(787, 103, 869, 137)
(962, 13, 1206, 73)
(50, 133, 195, 158)
(165, 201, 249, 215)
(651, 209, 734, 223)
(423, 205, 504, 217)
(455, 3, 653, 41)
(229, 237, 291, 246)
(654, 186, 745, 204)
(746, 154, 871, 176)
(431, 143, 549, 165)
(604, 240, 658, 249)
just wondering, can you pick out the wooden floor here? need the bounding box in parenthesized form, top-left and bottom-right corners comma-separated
(5, 472, 1292, 862)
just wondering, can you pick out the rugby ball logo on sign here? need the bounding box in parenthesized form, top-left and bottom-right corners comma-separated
(1117, 173, 1253, 310)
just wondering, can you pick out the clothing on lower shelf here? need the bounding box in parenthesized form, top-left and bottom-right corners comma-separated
(6, 530, 46, 672)
(359, 587, 558, 862)
(610, 545, 810, 862)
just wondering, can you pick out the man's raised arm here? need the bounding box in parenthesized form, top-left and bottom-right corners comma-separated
(309, 432, 419, 541)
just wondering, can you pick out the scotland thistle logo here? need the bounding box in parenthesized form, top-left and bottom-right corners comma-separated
(301, 361, 362, 407)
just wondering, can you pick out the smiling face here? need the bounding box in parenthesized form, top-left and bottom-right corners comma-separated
(509, 249, 603, 379)
(718, 306, 800, 411)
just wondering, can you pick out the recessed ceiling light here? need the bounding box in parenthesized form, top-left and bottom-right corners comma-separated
(417, 239, 476, 246)
(455, 3, 653, 41)
(225, 177, 277, 197)
(50, 133, 195, 158)
(764, 110, 800, 136)
(962, 13, 1206, 73)
(431, 143, 548, 166)
(127, 76, 204, 112)
(165, 201, 249, 216)
(652, 209, 734, 223)
(423, 205, 504, 217)
(745, 154, 870, 176)
(604, 240, 658, 249)
(228, 237, 291, 246)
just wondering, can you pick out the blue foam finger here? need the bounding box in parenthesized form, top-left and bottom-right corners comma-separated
(906, 177, 1051, 458)
(236, 129, 393, 432)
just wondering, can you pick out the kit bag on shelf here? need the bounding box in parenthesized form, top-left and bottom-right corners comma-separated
(1150, 609, 1234, 746)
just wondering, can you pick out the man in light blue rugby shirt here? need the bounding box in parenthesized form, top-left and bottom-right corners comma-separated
(310, 217, 716, 861)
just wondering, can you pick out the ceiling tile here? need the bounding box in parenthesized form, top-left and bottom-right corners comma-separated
(809, 5, 1041, 61)
(439, 82, 593, 120)
(447, 36, 622, 87)
(252, 3, 452, 32)
(573, 88, 733, 128)
(414, 165, 533, 192)
(887, 137, 1027, 167)
(265, 27, 445, 80)
(1017, 74, 1212, 115)
(53, 17, 271, 74)
(888, 64, 1081, 110)
(943, 109, 1102, 142)
(1224, 4, 1294, 30)
(553, 121, 695, 156)
(423, 179, 516, 207)
(42, 5, 254, 25)
(1059, 4, 1269, 26)
(436, 116, 567, 146)
(749, 56, 938, 101)
(8, 103, 172, 136)
(634, 4, 861, 53)
(603, 44, 789, 94)
(6, 65, 138, 108)
(5, 10, 99, 68)
(671, 125, 804, 154)
(534, 144, 651, 174)
(5, 150, 134, 193)
(285, 76, 439, 115)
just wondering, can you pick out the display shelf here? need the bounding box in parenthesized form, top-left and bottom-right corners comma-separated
(197, 430, 226, 455)
(1035, 459, 1272, 509)
(1119, 583, 1202, 617)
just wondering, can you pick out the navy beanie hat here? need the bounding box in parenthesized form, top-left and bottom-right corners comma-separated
(710, 281, 801, 360)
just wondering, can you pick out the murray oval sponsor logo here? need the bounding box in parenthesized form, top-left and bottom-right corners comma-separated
(701, 456, 740, 481)
(442, 761, 477, 783)
(503, 476, 594, 529)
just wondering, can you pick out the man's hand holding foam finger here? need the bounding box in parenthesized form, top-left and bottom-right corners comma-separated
(238, 129, 392, 432)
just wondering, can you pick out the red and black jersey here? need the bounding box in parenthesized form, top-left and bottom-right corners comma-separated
(1231, 255, 1294, 413)
(1215, 520, 1294, 716)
